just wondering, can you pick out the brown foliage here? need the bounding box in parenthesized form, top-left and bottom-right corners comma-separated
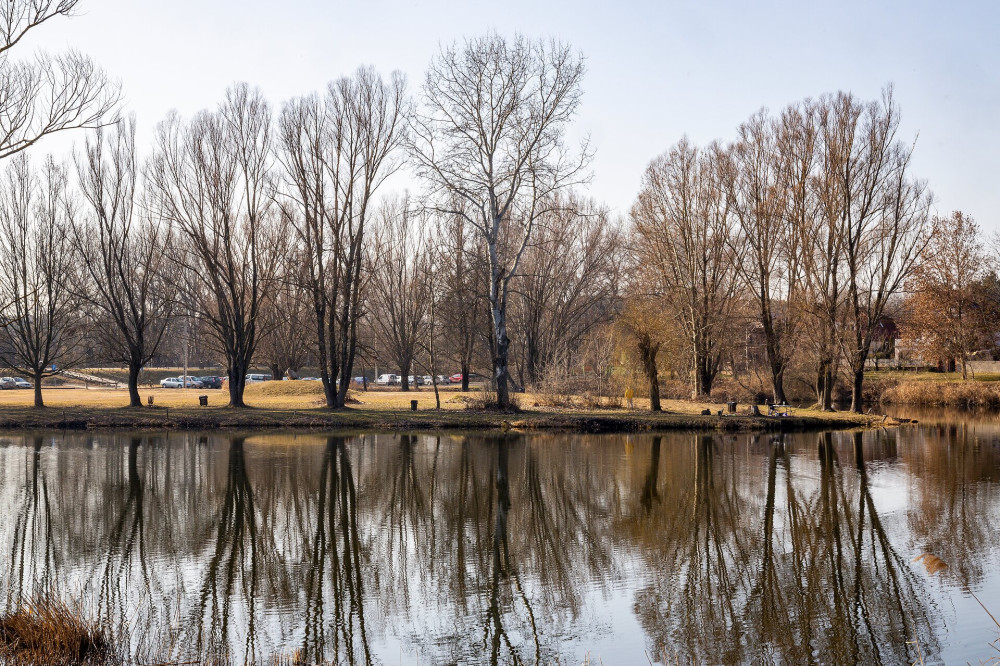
(0, 598, 112, 666)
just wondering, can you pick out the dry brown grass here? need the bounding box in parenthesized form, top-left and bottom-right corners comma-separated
(0, 382, 893, 433)
(0, 382, 856, 418)
(0, 597, 113, 665)
(881, 380, 1000, 408)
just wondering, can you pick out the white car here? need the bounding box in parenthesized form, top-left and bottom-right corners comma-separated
(245, 373, 272, 384)
(376, 374, 400, 386)
(160, 376, 203, 389)
(12, 377, 31, 389)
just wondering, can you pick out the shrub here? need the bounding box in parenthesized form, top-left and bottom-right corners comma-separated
(0, 597, 113, 665)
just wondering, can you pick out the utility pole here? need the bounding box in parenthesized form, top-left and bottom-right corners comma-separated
(183, 310, 189, 389)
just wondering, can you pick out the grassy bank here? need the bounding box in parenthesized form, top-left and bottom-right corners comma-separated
(880, 379, 1000, 408)
(0, 382, 903, 433)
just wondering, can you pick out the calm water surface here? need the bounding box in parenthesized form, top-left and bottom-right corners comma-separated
(1, 424, 998, 665)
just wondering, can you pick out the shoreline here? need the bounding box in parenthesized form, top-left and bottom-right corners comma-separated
(0, 404, 908, 434)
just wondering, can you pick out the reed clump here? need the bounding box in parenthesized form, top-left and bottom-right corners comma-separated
(0, 597, 113, 665)
(880, 380, 1000, 408)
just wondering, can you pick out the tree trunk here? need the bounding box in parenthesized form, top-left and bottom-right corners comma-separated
(526, 336, 540, 388)
(321, 369, 337, 408)
(694, 348, 717, 398)
(817, 358, 836, 411)
(32, 370, 44, 408)
(850, 367, 865, 413)
(769, 362, 787, 405)
(228, 364, 248, 408)
(640, 338, 661, 412)
(127, 361, 142, 408)
(461, 362, 469, 392)
(400, 361, 411, 392)
(695, 355, 715, 398)
(492, 306, 511, 409)
(763, 329, 787, 404)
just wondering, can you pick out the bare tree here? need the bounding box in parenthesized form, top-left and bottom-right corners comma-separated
(0, 0, 120, 159)
(615, 295, 674, 412)
(411, 33, 590, 409)
(512, 195, 622, 388)
(148, 84, 282, 407)
(820, 89, 931, 412)
(0, 155, 81, 406)
(69, 116, 174, 407)
(278, 67, 407, 408)
(438, 205, 486, 392)
(367, 195, 430, 392)
(257, 263, 315, 380)
(723, 108, 809, 404)
(632, 138, 741, 397)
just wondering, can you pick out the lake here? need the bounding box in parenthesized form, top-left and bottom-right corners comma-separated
(1, 425, 998, 665)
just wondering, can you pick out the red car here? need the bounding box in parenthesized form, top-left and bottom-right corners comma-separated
(449, 372, 488, 384)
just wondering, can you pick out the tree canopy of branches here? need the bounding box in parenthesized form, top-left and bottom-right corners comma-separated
(0, 155, 81, 406)
(148, 84, 283, 408)
(0, 0, 120, 159)
(904, 212, 996, 378)
(438, 205, 486, 392)
(632, 138, 740, 398)
(723, 108, 808, 404)
(812, 89, 931, 412)
(70, 116, 175, 406)
(278, 66, 407, 408)
(512, 196, 621, 388)
(411, 32, 589, 409)
(368, 195, 431, 391)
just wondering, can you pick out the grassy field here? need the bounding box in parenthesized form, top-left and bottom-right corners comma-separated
(866, 369, 1000, 382)
(0, 380, 904, 433)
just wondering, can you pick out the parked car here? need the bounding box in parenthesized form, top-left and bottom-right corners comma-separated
(245, 373, 272, 384)
(449, 372, 488, 385)
(435, 375, 450, 385)
(420, 375, 433, 386)
(197, 376, 223, 389)
(0, 377, 16, 389)
(160, 376, 203, 389)
(376, 374, 400, 386)
(12, 377, 31, 389)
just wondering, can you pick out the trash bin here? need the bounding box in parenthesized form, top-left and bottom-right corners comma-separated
(199, 395, 208, 407)
(410, 400, 418, 411)
(727, 401, 737, 414)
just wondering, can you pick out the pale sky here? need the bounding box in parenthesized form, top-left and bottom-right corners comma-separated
(21, 0, 1000, 228)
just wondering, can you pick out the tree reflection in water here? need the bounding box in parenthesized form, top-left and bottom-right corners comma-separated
(633, 431, 939, 665)
(96, 436, 149, 634)
(0, 429, 997, 664)
(194, 436, 261, 660)
(5, 436, 55, 608)
(301, 436, 371, 664)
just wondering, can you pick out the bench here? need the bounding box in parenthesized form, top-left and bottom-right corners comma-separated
(768, 403, 791, 417)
